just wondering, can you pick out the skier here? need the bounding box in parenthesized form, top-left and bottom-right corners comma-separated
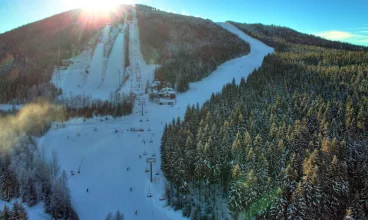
(130, 187, 132, 192)
(115, 130, 118, 133)
(135, 210, 138, 215)
(139, 155, 141, 158)
(86, 188, 89, 193)
(127, 167, 129, 171)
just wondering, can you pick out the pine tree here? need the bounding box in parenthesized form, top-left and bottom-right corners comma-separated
(105, 212, 113, 220)
(50, 171, 72, 219)
(0, 169, 18, 201)
(12, 201, 28, 220)
(1, 205, 12, 220)
(113, 210, 124, 220)
(287, 182, 307, 220)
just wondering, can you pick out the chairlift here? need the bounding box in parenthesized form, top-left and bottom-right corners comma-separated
(143, 150, 147, 156)
(152, 152, 156, 157)
(147, 185, 153, 197)
(145, 164, 149, 173)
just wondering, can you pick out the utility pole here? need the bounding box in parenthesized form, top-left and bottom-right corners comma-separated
(141, 102, 144, 116)
(118, 69, 121, 87)
(56, 31, 60, 87)
(146, 158, 156, 182)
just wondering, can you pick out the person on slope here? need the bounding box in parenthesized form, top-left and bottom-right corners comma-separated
(135, 210, 138, 215)
(130, 187, 132, 192)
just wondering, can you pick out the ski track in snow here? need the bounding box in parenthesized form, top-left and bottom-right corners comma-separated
(39, 11, 273, 220)
(52, 23, 126, 100)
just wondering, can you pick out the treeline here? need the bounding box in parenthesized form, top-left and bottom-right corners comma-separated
(0, 136, 78, 219)
(0, 6, 130, 103)
(60, 92, 134, 119)
(136, 5, 250, 92)
(160, 34, 368, 218)
(124, 25, 130, 69)
(0, 201, 28, 219)
(229, 22, 368, 52)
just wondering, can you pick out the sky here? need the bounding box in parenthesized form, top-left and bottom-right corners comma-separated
(0, 0, 367, 46)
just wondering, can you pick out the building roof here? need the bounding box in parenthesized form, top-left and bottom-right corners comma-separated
(160, 87, 176, 94)
(159, 98, 174, 103)
(151, 80, 161, 87)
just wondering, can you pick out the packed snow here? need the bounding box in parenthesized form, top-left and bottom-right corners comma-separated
(38, 9, 273, 220)
(51, 22, 128, 100)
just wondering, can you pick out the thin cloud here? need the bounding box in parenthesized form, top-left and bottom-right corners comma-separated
(314, 30, 368, 46)
(314, 30, 353, 40)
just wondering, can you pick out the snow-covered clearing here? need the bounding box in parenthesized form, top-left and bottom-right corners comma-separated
(38, 12, 273, 220)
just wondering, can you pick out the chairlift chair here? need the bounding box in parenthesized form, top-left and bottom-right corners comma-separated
(149, 138, 153, 143)
(145, 164, 149, 173)
(147, 185, 153, 197)
(147, 127, 151, 131)
(143, 150, 147, 156)
(152, 152, 156, 157)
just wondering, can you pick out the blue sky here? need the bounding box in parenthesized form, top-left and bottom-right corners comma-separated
(1, 0, 367, 46)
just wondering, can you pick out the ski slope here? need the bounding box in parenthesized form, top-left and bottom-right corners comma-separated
(39, 12, 273, 220)
(96, 23, 127, 99)
(51, 23, 127, 100)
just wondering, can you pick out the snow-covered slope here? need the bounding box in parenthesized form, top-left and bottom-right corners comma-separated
(96, 23, 127, 99)
(52, 22, 128, 100)
(39, 13, 273, 220)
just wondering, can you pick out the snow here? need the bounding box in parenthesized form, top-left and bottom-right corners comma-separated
(52, 23, 127, 100)
(96, 23, 127, 99)
(0, 199, 50, 220)
(0, 104, 23, 111)
(38, 12, 273, 220)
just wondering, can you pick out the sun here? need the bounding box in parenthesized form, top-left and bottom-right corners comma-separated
(70, 0, 134, 13)
(79, 0, 117, 13)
